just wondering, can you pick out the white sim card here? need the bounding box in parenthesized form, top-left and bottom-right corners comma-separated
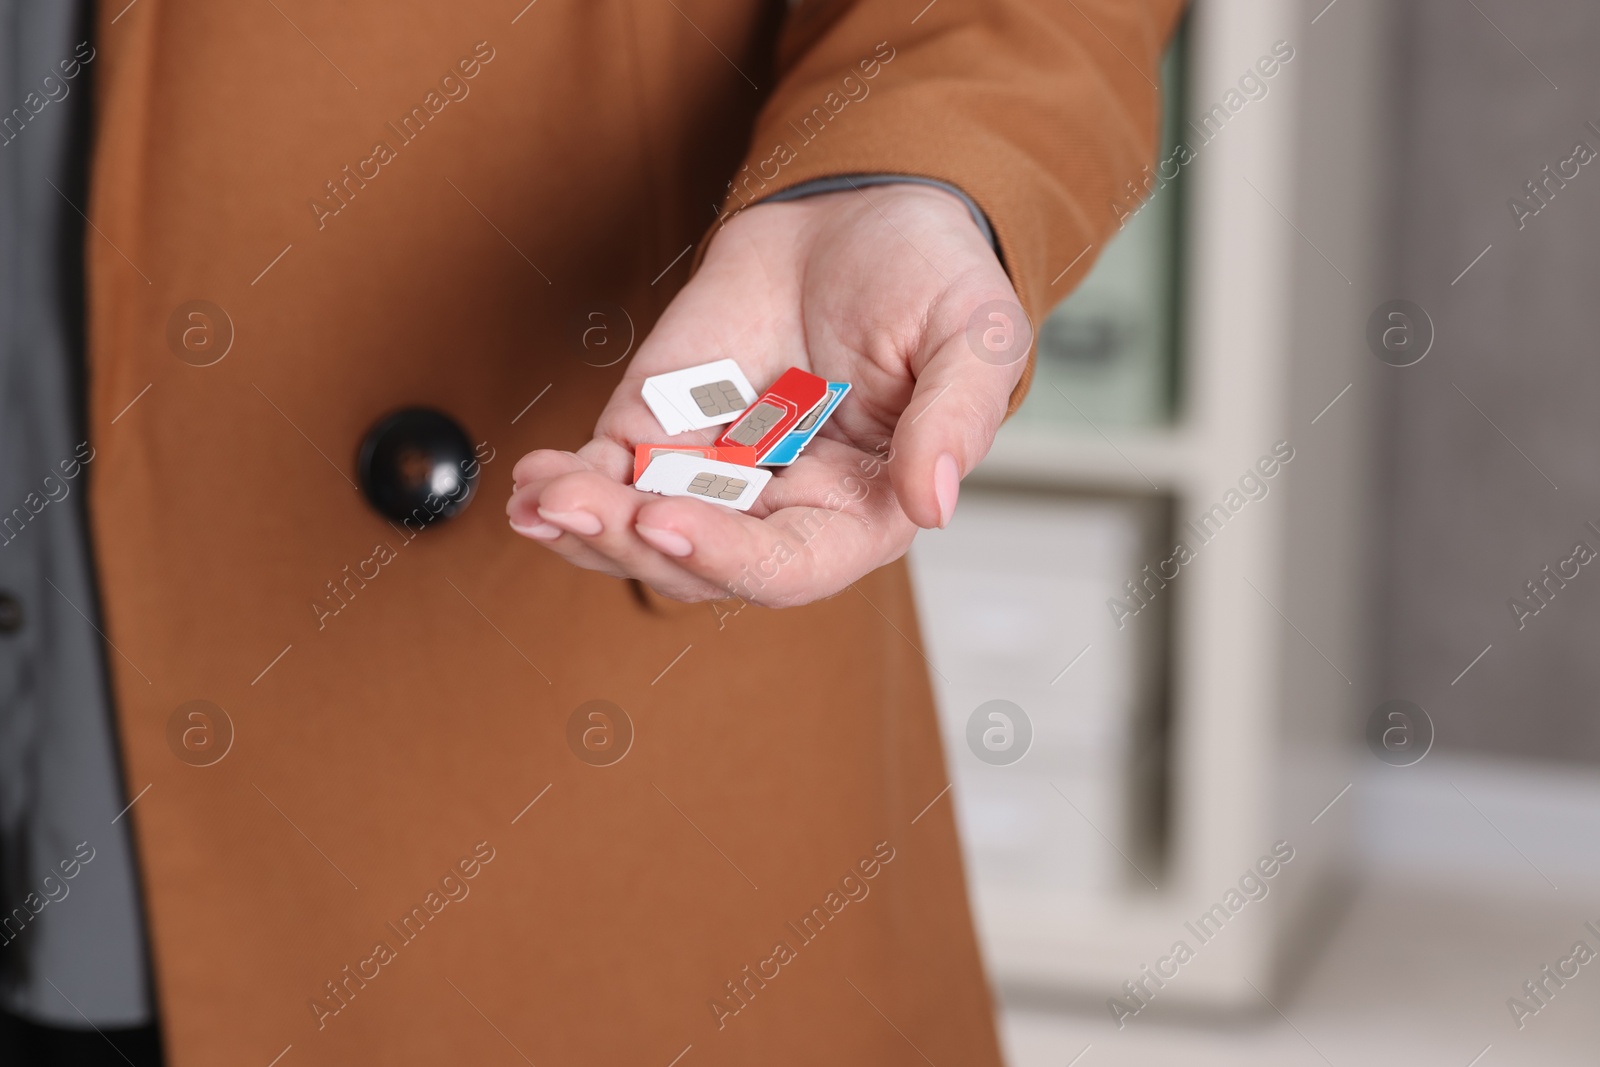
(641, 359, 758, 436)
(635, 452, 772, 511)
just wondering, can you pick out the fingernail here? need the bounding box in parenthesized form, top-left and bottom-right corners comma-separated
(510, 519, 563, 541)
(537, 508, 602, 536)
(934, 452, 960, 528)
(637, 524, 693, 558)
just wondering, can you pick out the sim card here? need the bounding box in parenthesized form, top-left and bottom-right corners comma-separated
(757, 381, 850, 466)
(640, 359, 758, 436)
(715, 368, 829, 455)
(632, 443, 758, 483)
(635, 452, 772, 511)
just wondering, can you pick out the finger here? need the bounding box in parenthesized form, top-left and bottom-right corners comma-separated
(507, 481, 631, 578)
(511, 448, 586, 497)
(533, 469, 728, 601)
(507, 449, 643, 580)
(631, 457, 914, 607)
(889, 290, 1029, 529)
(507, 437, 635, 528)
(508, 449, 589, 545)
(512, 435, 633, 489)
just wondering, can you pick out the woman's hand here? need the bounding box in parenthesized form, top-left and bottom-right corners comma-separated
(506, 182, 1029, 606)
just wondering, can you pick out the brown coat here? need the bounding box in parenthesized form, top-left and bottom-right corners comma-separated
(86, 0, 1178, 1062)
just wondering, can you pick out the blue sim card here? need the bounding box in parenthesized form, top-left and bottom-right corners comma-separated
(756, 381, 850, 466)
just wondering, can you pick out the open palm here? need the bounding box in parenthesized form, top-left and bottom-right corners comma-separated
(507, 182, 1029, 606)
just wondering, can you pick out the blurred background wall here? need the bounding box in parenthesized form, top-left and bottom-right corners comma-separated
(1381, 0, 1600, 763)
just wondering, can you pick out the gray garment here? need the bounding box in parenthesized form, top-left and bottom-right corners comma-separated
(0, 0, 153, 1027)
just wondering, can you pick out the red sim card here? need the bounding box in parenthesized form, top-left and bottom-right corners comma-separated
(714, 368, 828, 456)
(632, 444, 757, 483)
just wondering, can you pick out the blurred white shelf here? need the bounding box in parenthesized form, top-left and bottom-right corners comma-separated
(911, 493, 1166, 903)
(909, 0, 1390, 1012)
(975, 422, 1204, 494)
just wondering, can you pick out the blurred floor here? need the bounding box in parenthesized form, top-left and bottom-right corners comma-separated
(995, 754, 1600, 1066)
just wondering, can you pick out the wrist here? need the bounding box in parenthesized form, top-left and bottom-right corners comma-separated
(759, 174, 995, 252)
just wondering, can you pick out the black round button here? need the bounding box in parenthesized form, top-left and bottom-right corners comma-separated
(357, 408, 479, 525)
(0, 593, 21, 635)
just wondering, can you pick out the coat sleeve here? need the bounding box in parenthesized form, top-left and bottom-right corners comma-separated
(718, 0, 1187, 411)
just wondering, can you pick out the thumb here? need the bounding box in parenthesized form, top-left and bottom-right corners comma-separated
(890, 295, 1033, 530)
